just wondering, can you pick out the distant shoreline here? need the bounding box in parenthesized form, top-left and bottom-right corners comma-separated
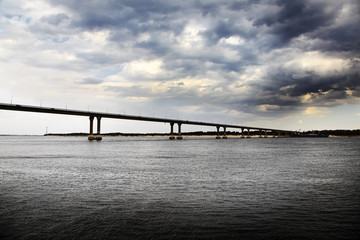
(1, 129, 359, 138)
(42, 129, 360, 138)
(43, 134, 360, 138)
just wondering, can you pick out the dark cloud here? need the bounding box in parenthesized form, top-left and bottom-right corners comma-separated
(228, 0, 261, 11)
(314, 22, 360, 53)
(202, 19, 257, 45)
(49, 0, 185, 31)
(268, 63, 360, 97)
(251, 0, 360, 55)
(29, 0, 360, 116)
(121, 0, 183, 15)
(46, 0, 358, 51)
(134, 39, 170, 56)
(253, 0, 337, 48)
(243, 61, 360, 113)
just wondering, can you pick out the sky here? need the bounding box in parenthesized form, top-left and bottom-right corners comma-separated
(0, 0, 359, 135)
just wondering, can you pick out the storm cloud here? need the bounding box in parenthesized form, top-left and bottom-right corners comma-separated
(1, 0, 359, 130)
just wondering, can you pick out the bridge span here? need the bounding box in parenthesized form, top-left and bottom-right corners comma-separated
(0, 103, 292, 140)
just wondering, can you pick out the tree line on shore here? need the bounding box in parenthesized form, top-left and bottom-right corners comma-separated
(300, 129, 360, 136)
(44, 129, 360, 137)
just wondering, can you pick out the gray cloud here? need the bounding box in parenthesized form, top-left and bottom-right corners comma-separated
(255, 1, 334, 38)
(40, 13, 69, 26)
(7, 0, 360, 119)
(78, 77, 103, 85)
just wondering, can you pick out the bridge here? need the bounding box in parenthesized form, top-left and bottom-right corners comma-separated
(0, 103, 292, 140)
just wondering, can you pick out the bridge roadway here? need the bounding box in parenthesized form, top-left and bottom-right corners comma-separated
(0, 103, 291, 140)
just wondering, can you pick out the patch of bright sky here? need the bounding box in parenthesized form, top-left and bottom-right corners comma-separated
(285, 51, 352, 76)
(95, 64, 125, 80)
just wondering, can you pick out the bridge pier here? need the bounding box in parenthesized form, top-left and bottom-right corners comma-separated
(247, 128, 251, 138)
(95, 116, 102, 141)
(222, 126, 227, 139)
(88, 116, 95, 141)
(169, 122, 175, 140)
(259, 129, 263, 138)
(241, 128, 245, 138)
(177, 123, 183, 140)
(216, 126, 221, 139)
(264, 131, 268, 138)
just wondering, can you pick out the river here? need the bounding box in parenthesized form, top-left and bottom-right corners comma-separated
(1, 136, 359, 239)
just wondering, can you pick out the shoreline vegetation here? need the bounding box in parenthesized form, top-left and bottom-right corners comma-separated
(42, 129, 360, 138)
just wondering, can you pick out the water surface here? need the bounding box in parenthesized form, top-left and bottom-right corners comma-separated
(1, 136, 359, 239)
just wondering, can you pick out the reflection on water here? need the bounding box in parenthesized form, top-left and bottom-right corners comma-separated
(1, 136, 360, 239)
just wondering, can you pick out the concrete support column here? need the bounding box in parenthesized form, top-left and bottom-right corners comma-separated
(169, 122, 175, 140)
(95, 116, 102, 141)
(264, 131, 268, 138)
(247, 128, 251, 138)
(272, 131, 276, 138)
(222, 126, 228, 139)
(88, 116, 95, 141)
(241, 128, 245, 138)
(177, 123, 183, 140)
(216, 126, 221, 139)
(278, 131, 281, 138)
(259, 129, 263, 138)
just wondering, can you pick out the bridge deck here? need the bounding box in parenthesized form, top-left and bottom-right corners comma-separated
(0, 103, 290, 132)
